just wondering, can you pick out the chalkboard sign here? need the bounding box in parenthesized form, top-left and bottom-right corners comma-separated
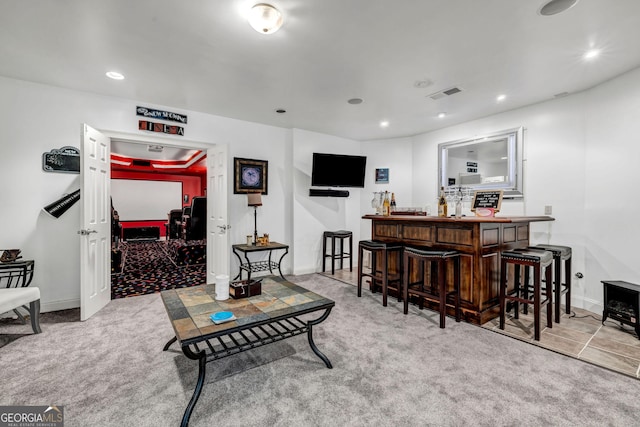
(42, 146, 80, 174)
(471, 190, 503, 214)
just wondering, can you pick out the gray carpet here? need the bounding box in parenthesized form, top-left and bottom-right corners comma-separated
(2, 274, 639, 427)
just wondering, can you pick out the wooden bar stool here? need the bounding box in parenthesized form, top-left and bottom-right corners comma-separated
(357, 240, 403, 307)
(402, 247, 461, 328)
(534, 244, 572, 323)
(500, 250, 553, 341)
(322, 230, 353, 274)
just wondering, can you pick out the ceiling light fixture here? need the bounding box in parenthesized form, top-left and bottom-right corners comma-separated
(437, 112, 447, 119)
(539, 0, 579, 16)
(248, 3, 283, 34)
(105, 71, 124, 80)
(275, 108, 286, 113)
(497, 94, 506, 102)
(380, 120, 389, 128)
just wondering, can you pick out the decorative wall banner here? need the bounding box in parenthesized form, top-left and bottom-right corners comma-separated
(136, 106, 187, 124)
(43, 189, 81, 218)
(138, 120, 185, 136)
(42, 146, 80, 174)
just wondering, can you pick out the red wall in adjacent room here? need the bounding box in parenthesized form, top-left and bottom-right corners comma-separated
(111, 170, 203, 237)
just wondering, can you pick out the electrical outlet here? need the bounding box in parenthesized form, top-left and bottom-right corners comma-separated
(544, 205, 552, 215)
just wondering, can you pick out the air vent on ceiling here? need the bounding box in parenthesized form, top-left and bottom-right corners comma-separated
(132, 159, 152, 167)
(427, 86, 463, 100)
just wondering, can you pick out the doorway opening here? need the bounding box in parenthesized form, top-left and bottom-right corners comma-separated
(109, 139, 208, 298)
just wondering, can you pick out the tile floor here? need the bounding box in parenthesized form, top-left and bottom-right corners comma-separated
(323, 269, 640, 379)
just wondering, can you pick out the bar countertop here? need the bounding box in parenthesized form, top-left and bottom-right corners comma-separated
(361, 213, 555, 324)
(362, 214, 554, 223)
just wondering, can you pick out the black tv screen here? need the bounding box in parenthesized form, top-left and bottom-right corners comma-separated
(311, 153, 367, 188)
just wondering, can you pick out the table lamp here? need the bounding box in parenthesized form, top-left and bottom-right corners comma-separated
(247, 193, 262, 245)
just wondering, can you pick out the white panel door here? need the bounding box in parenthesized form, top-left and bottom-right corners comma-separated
(80, 124, 111, 320)
(207, 145, 229, 284)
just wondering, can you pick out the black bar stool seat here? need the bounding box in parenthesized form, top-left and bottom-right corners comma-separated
(322, 230, 353, 274)
(533, 244, 572, 323)
(402, 247, 461, 328)
(500, 249, 553, 341)
(357, 240, 403, 307)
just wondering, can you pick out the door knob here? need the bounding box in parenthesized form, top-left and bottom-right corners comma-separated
(77, 229, 97, 235)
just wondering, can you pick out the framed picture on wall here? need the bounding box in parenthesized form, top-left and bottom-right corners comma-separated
(375, 168, 389, 184)
(234, 157, 268, 194)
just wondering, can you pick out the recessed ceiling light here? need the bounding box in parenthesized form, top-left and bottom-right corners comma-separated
(500, 156, 508, 160)
(347, 98, 363, 105)
(539, 0, 579, 16)
(105, 71, 124, 80)
(496, 94, 506, 102)
(380, 120, 389, 128)
(437, 112, 447, 119)
(583, 49, 600, 60)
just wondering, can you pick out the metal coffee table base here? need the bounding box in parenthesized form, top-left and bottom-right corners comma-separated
(164, 307, 333, 427)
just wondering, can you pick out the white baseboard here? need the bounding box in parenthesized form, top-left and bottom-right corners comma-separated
(570, 296, 602, 316)
(41, 298, 80, 313)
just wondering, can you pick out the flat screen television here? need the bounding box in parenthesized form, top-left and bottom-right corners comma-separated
(311, 152, 367, 188)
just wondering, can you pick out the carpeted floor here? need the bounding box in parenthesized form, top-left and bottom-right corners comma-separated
(111, 240, 206, 298)
(2, 273, 640, 426)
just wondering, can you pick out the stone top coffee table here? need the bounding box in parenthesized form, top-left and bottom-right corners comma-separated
(161, 275, 335, 427)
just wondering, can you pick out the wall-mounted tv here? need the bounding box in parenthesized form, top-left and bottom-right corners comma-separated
(311, 152, 367, 188)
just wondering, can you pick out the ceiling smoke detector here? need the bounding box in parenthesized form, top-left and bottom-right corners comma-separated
(148, 145, 164, 153)
(539, 0, 579, 16)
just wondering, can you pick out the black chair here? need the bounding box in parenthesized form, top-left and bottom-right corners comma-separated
(322, 230, 353, 274)
(183, 197, 206, 241)
(166, 209, 183, 240)
(402, 247, 461, 328)
(357, 240, 403, 307)
(499, 249, 553, 341)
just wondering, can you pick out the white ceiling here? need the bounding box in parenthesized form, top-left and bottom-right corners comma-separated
(2, 0, 640, 142)
(110, 140, 200, 162)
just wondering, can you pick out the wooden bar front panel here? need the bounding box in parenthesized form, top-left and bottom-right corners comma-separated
(363, 215, 553, 325)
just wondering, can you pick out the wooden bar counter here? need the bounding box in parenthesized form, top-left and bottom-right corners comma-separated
(362, 214, 554, 325)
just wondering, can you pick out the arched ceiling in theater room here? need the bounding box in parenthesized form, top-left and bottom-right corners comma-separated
(2, 0, 640, 146)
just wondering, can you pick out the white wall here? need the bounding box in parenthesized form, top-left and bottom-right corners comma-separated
(583, 66, 640, 312)
(410, 67, 640, 312)
(4, 65, 640, 315)
(0, 76, 291, 312)
(291, 129, 364, 274)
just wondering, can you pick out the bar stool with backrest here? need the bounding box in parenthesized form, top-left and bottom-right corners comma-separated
(533, 244, 572, 323)
(357, 240, 403, 307)
(322, 230, 353, 274)
(402, 247, 461, 328)
(500, 249, 553, 341)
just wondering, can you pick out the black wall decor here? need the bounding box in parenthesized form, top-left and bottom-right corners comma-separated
(43, 190, 81, 218)
(42, 146, 80, 174)
(136, 106, 187, 124)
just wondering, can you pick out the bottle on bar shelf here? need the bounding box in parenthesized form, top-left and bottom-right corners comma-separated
(438, 186, 448, 217)
(390, 192, 396, 213)
(455, 190, 462, 219)
(382, 191, 391, 216)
